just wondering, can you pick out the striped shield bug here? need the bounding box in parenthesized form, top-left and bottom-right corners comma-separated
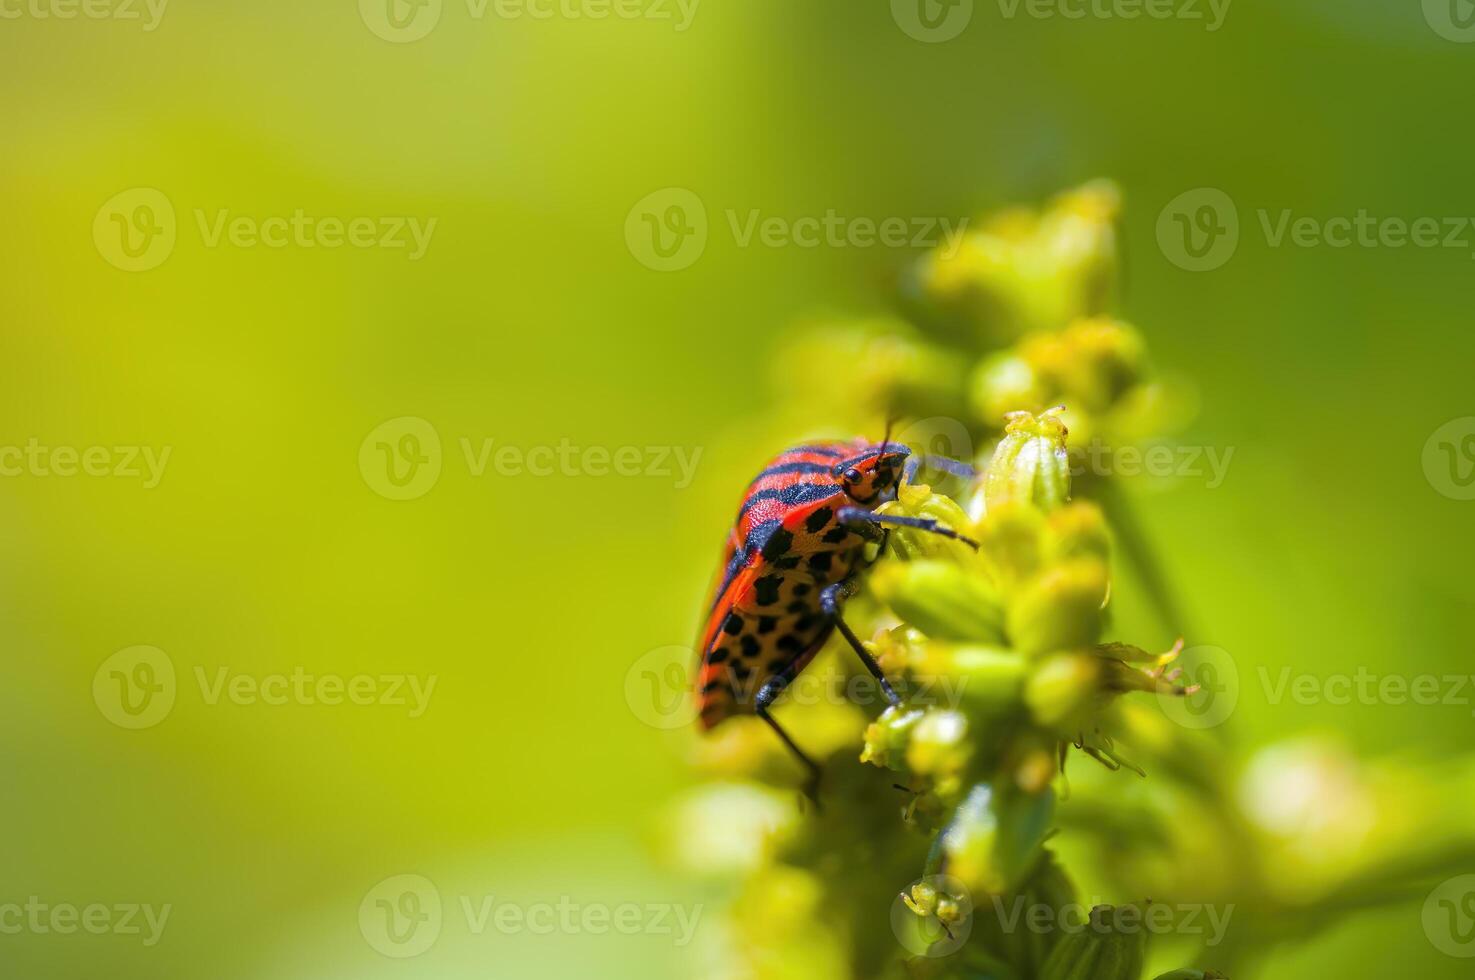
(693, 433, 976, 797)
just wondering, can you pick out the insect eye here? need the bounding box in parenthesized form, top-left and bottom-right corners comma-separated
(843, 467, 862, 484)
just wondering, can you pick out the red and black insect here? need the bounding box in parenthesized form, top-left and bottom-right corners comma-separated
(693, 436, 974, 790)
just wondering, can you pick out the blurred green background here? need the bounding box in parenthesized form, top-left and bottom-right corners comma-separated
(2, 0, 1473, 976)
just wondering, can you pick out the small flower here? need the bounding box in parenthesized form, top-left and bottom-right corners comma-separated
(906, 709, 974, 782)
(907, 181, 1121, 346)
(861, 703, 929, 771)
(870, 559, 1005, 643)
(1005, 558, 1109, 659)
(941, 781, 1056, 897)
(984, 408, 1072, 514)
(877, 481, 979, 562)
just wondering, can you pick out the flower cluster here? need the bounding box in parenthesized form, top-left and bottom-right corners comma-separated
(664, 184, 1475, 980)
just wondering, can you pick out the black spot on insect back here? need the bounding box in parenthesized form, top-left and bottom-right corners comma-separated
(760, 528, 794, 560)
(776, 634, 803, 654)
(807, 552, 833, 573)
(805, 507, 834, 533)
(822, 526, 848, 544)
(709, 647, 730, 664)
(723, 613, 744, 636)
(755, 576, 782, 605)
(740, 635, 760, 658)
(757, 616, 778, 634)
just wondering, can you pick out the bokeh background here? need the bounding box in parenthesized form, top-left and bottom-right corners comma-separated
(2, 0, 1473, 977)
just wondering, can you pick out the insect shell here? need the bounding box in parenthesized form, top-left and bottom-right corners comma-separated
(693, 439, 910, 730)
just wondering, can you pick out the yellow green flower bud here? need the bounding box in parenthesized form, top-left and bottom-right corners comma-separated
(878, 482, 978, 562)
(942, 782, 1055, 897)
(1043, 502, 1111, 566)
(871, 559, 1005, 643)
(1038, 904, 1148, 980)
(913, 644, 1028, 718)
(973, 351, 1048, 425)
(861, 704, 927, 770)
(909, 181, 1120, 346)
(771, 319, 968, 425)
(985, 409, 1072, 514)
(906, 709, 974, 780)
(974, 501, 1047, 587)
(1024, 652, 1102, 734)
(1006, 558, 1109, 658)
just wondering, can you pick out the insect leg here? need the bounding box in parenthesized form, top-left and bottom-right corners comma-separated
(819, 581, 901, 708)
(903, 454, 977, 485)
(754, 666, 822, 801)
(837, 506, 980, 549)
